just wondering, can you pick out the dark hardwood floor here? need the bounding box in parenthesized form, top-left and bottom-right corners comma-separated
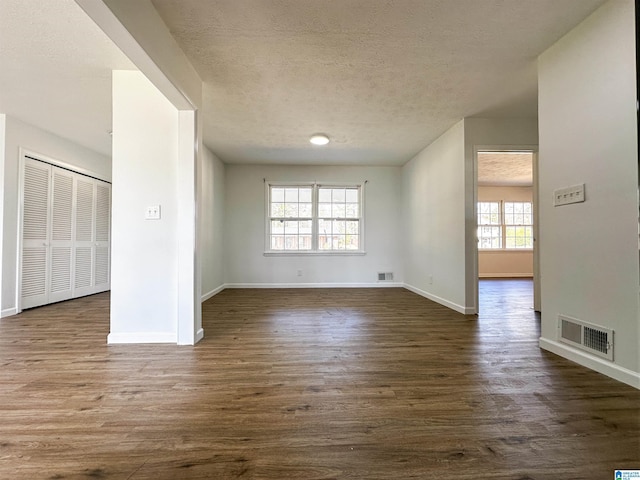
(0, 281, 638, 479)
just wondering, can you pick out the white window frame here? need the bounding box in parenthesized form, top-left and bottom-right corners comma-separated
(503, 201, 534, 249)
(264, 181, 366, 256)
(477, 201, 502, 249)
(477, 200, 533, 251)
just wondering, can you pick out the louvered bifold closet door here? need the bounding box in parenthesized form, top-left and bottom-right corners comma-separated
(48, 169, 74, 303)
(21, 159, 51, 309)
(73, 177, 95, 298)
(93, 181, 111, 292)
(21, 158, 112, 310)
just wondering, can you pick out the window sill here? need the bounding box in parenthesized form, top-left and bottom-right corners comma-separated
(478, 249, 533, 253)
(264, 251, 366, 257)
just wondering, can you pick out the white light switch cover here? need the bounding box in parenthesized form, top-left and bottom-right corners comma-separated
(553, 184, 585, 207)
(145, 205, 161, 220)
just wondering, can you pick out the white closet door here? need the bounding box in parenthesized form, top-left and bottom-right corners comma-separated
(73, 177, 96, 297)
(49, 169, 74, 303)
(94, 181, 111, 292)
(21, 159, 51, 309)
(21, 157, 112, 310)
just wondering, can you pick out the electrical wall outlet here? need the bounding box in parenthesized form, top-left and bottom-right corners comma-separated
(553, 184, 585, 206)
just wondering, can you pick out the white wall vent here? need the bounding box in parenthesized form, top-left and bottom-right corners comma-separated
(377, 272, 393, 281)
(558, 315, 614, 361)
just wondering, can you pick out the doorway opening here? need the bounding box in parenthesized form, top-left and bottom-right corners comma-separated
(474, 148, 539, 314)
(478, 278, 540, 338)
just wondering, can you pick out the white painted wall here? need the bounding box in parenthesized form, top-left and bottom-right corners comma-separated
(1, 115, 111, 317)
(478, 251, 533, 278)
(225, 164, 402, 286)
(478, 186, 533, 277)
(538, 0, 639, 387)
(176, 110, 201, 345)
(201, 147, 225, 299)
(402, 120, 469, 312)
(464, 118, 538, 150)
(478, 186, 532, 202)
(79, 0, 203, 345)
(109, 71, 180, 343)
(401, 118, 537, 314)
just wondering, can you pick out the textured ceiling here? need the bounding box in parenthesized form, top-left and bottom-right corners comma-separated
(152, 0, 606, 165)
(477, 152, 533, 187)
(0, 0, 607, 165)
(0, 0, 134, 157)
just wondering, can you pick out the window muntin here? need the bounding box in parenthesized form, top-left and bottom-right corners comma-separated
(478, 202, 502, 249)
(504, 201, 533, 248)
(505, 225, 533, 249)
(478, 201, 501, 226)
(267, 184, 363, 253)
(477, 201, 533, 250)
(318, 187, 360, 251)
(269, 187, 313, 251)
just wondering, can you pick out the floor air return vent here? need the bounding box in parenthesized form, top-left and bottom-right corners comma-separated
(558, 315, 614, 361)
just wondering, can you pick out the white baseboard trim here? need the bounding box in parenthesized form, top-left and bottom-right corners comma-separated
(1, 307, 18, 318)
(539, 338, 640, 390)
(224, 282, 404, 289)
(479, 274, 533, 278)
(195, 328, 204, 344)
(201, 284, 226, 302)
(403, 283, 475, 315)
(107, 332, 177, 344)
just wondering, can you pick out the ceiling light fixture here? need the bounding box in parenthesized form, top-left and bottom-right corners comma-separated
(309, 134, 330, 146)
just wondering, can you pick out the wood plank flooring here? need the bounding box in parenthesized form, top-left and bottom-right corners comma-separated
(0, 281, 638, 479)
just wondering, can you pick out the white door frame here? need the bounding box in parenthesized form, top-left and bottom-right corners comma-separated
(472, 145, 539, 313)
(532, 152, 541, 312)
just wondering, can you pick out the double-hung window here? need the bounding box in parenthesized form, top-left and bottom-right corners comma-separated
(477, 201, 502, 249)
(269, 186, 313, 251)
(477, 201, 533, 249)
(267, 183, 364, 253)
(504, 202, 533, 248)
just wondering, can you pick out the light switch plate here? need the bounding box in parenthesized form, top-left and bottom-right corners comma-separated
(145, 205, 161, 220)
(553, 184, 585, 207)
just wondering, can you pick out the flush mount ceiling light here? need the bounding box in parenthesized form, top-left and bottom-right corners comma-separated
(309, 134, 330, 146)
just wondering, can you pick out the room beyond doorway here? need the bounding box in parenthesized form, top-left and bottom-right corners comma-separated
(474, 148, 539, 314)
(477, 151, 534, 278)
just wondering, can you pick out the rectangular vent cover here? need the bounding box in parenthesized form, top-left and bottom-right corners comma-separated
(558, 315, 613, 361)
(377, 272, 393, 281)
